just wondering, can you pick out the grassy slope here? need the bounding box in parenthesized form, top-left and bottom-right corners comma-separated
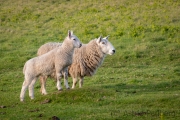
(0, 0, 180, 119)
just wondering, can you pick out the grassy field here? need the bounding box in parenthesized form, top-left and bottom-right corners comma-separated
(0, 0, 180, 119)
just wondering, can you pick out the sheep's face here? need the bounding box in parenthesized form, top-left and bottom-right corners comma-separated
(96, 36, 115, 55)
(68, 30, 82, 48)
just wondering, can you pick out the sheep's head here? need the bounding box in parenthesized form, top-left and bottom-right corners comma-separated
(96, 36, 115, 55)
(68, 30, 82, 48)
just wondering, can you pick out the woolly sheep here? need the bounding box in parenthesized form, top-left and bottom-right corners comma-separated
(20, 30, 82, 101)
(37, 36, 115, 94)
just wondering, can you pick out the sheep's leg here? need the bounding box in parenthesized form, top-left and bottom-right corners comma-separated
(63, 68, 70, 89)
(56, 72, 63, 91)
(29, 77, 37, 100)
(72, 77, 78, 89)
(20, 79, 32, 101)
(40, 76, 48, 95)
(79, 77, 84, 88)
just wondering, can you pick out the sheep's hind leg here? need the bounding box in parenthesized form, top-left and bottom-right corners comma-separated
(29, 77, 37, 100)
(20, 79, 32, 102)
(40, 76, 48, 95)
(79, 77, 84, 88)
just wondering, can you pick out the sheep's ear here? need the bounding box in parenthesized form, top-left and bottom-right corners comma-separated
(97, 36, 102, 43)
(68, 30, 73, 38)
(71, 30, 73, 35)
(104, 35, 109, 40)
(68, 30, 71, 38)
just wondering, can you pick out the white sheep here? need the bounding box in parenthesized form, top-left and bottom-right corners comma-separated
(37, 36, 115, 94)
(20, 30, 82, 101)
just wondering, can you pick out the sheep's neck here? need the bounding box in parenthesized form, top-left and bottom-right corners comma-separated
(88, 41, 105, 59)
(61, 42, 74, 56)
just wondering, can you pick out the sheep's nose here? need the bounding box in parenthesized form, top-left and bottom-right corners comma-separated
(79, 44, 82, 48)
(112, 50, 115, 53)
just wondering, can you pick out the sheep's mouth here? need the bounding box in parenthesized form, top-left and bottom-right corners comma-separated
(79, 44, 82, 48)
(109, 50, 115, 55)
(109, 53, 114, 55)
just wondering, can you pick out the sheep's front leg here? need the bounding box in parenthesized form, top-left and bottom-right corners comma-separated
(79, 77, 84, 88)
(56, 72, 63, 91)
(72, 77, 78, 89)
(40, 76, 48, 95)
(63, 68, 70, 89)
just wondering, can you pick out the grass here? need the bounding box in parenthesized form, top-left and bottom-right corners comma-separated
(0, 0, 180, 119)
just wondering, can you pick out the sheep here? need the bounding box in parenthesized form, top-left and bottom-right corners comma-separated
(20, 30, 82, 101)
(37, 36, 115, 94)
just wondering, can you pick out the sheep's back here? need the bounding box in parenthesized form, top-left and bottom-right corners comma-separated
(37, 42, 62, 56)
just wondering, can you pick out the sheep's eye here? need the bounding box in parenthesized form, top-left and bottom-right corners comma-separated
(102, 42, 106, 44)
(73, 38, 76, 41)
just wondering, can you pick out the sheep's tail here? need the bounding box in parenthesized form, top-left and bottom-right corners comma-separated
(23, 63, 26, 75)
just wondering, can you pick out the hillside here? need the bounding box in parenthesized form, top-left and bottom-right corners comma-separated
(0, 0, 180, 119)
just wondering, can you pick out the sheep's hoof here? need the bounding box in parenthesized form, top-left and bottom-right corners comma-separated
(42, 93, 47, 95)
(42, 92, 48, 95)
(58, 89, 63, 91)
(66, 87, 70, 90)
(20, 99, 24, 102)
(30, 96, 34, 100)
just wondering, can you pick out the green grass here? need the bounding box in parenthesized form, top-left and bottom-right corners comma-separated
(0, 0, 180, 119)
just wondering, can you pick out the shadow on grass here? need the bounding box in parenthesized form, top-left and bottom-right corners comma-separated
(102, 79, 180, 94)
